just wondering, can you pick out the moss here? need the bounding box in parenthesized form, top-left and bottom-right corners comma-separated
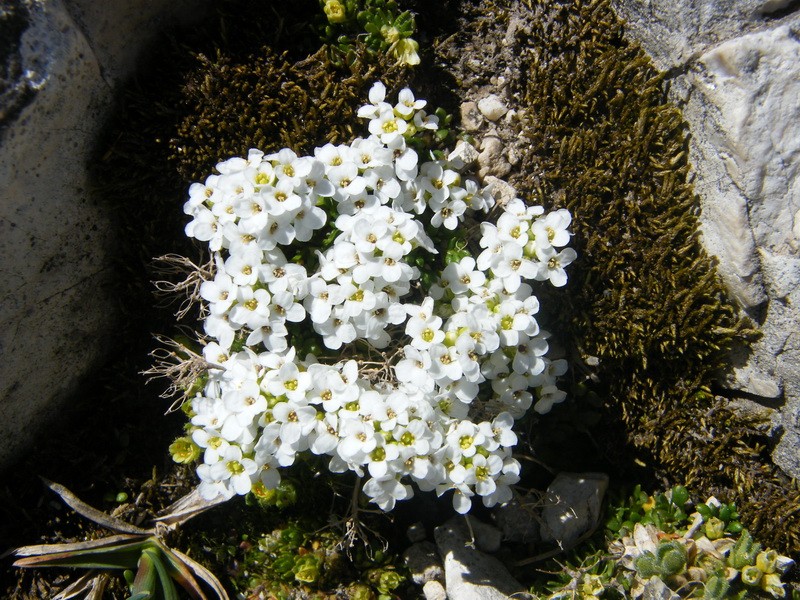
(170, 44, 408, 184)
(515, 0, 798, 554)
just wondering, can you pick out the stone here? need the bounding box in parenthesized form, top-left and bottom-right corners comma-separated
(0, 0, 206, 469)
(465, 515, 503, 553)
(477, 94, 508, 122)
(460, 101, 482, 132)
(612, 0, 800, 480)
(493, 496, 541, 543)
(540, 472, 609, 548)
(423, 580, 448, 600)
(407, 521, 428, 543)
(447, 140, 480, 170)
(610, 0, 793, 72)
(482, 175, 518, 206)
(403, 541, 444, 586)
(434, 516, 529, 600)
(477, 135, 511, 179)
(641, 576, 681, 600)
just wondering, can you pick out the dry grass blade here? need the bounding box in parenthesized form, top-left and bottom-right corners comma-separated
(169, 547, 230, 600)
(154, 486, 229, 528)
(143, 334, 221, 412)
(41, 478, 153, 535)
(52, 571, 109, 600)
(13, 534, 144, 559)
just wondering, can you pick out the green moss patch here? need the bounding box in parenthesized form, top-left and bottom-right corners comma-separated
(515, 0, 799, 554)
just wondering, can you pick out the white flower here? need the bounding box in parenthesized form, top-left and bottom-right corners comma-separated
(204, 445, 258, 497)
(532, 208, 572, 248)
(264, 361, 311, 403)
(363, 475, 411, 511)
(534, 246, 577, 287)
(369, 107, 408, 145)
(179, 82, 577, 516)
(394, 87, 426, 117)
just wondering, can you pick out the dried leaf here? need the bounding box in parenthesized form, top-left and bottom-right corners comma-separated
(41, 478, 153, 535)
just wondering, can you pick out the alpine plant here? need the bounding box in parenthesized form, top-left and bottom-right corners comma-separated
(180, 82, 577, 514)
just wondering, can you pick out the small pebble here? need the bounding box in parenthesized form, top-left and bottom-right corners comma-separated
(460, 101, 482, 132)
(407, 521, 427, 543)
(423, 580, 447, 600)
(477, 94, 508, 121)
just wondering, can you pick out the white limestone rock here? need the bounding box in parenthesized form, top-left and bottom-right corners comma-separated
(0, 0, 204, 468)
(447, 140, 479, 170)
(423, 580, 448, 600)
(477, 94, 508, 122)
(434, 516, 529, 600)
(613, 0, 800, 480)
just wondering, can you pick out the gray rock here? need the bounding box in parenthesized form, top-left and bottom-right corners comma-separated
(493, 496, 541, 543)
(610, 0, 796, 72)
(407, 521, 428, 543)
(540, 472, 608, 548)
(0, 0, 206, 468)
(460, 101, 483, 132)
(404, 541, 444, 586)
(465, 515, 503, 553)
(641, 576, 681, 600)
(477, 135, 511, 179)
(434, 516, 529, 600)
(483, 175, 517, 206)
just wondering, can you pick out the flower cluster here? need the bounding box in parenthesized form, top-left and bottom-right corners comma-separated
(180, 82, 575, 514)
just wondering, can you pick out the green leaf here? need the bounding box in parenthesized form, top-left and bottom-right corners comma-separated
(130, 550, 158, 598)
(142, 547, 179, 600)
(671, 485, 689, 507)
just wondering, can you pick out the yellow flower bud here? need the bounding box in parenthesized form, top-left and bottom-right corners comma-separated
(324, 0, 347, 24)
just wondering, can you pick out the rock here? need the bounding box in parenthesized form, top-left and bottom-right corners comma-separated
(493, 496, 541, 543)
(403, 541, 444, 586)
(477, 135, 511, 179)
(423, 580, 448, 600)
(613, 0, 800, 480)
(0, 0, 206, 468)
(641, 576, 681, 600)
(540, 472, 609, 547)
(434, 516, 529, 600)
(610, 0, 783, 72)
(460, 101, 482, 132)
(465, 515, 503, 553)
(448, 140, 480, 170)
(477, 94, 508, 121)
(407, 521, 428, 543)
(482, 175, 517, 206)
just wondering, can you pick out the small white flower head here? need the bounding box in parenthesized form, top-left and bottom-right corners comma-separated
(179, 82, 576, 515)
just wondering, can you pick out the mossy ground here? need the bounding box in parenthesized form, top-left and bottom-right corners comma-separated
(1, 0, 798, 597)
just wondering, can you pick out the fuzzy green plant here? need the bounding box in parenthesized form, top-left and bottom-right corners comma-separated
(512, 0, 800, 554)
(530, 484, 795, 599)
(606, 484, 691, 535)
